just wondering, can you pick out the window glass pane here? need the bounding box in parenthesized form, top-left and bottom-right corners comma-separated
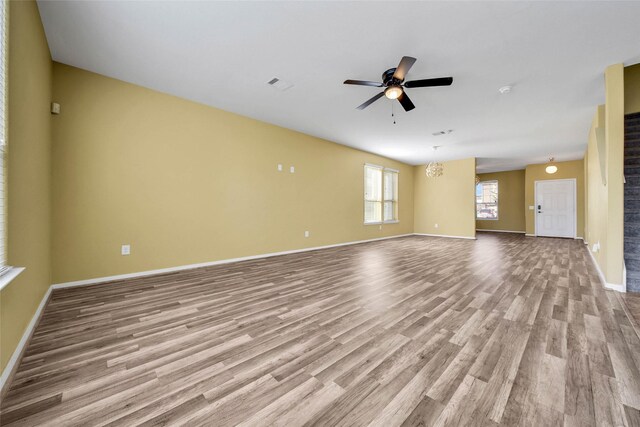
(384, 172, 393, 200)
(365, 201, 382, 223)
(476, 181, 498, 219)
(365, 166, 382, 201)
(383, 201, 395, 221)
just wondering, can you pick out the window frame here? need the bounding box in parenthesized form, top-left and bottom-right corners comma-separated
(363, 163, 399, 225)
(476, 180, 499, 221)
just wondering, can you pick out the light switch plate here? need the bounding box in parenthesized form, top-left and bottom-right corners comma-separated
(121, 244, 131, 255)
(277, 164, 283, 172)
(290, 166, 295, 173)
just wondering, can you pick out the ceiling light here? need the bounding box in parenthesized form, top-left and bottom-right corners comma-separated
(498, 86, 512, 94)
(385, 85, 403, 100)
(545, 157, 558, 174)
(426, 162, 444, 178)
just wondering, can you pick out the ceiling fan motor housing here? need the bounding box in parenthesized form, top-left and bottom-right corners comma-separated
(382, 68, 400, 86)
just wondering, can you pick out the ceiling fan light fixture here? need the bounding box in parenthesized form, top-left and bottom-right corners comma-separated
(545, 157, 558, 174)
(385, 85, 403, 100)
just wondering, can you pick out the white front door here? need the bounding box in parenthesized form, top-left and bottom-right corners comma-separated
(535, 179, 576, 238)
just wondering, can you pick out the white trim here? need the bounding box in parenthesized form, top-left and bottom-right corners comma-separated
(384, 167, 399, 173)
(52, 234, 415, 289)
(476, 229, 525, 234)
(585, 245, 626, 293)
(0, 287, 52, 393)
(533, 178, 577, 239)
(0, 267, 25, 292)
(525, 234, 536, 237)
(383, 220, 399, 224)
(364, 162, 383, 169)
(413, 233, 476, 240)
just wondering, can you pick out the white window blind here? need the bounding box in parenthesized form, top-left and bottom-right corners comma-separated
(0, 0, 7, 275)
(476, 181, 498, 220)
(383, 169, 398, 222)
(364, 164, 382, 224)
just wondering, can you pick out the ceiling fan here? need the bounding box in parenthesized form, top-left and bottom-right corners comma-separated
(344, 56, 453, 112)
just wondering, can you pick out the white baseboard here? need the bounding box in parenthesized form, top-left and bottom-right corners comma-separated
(585, 245, 626, 293)
(525, 234, 536, 237)
(0, 287, 52, 394)
(52, 233, 415, 289)
(413, 233, 476, 240)
(476, 229, 525, 234)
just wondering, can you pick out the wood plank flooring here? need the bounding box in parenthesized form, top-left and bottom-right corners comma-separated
(2, 233, 640, 426)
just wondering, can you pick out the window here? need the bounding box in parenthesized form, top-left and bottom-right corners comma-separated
(364, 164, 398, 224)
(0, 0, 6, 274)
(476, 181, 498, 220)
(383, 169, 398, 222)
(0, 0, 21, 291)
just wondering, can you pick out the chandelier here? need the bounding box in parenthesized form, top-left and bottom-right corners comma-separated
(425, 162, 444, 178)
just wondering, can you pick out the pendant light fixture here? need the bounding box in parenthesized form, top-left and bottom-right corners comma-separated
(545, 157, 558, 174)
(425, 146, 444, 178)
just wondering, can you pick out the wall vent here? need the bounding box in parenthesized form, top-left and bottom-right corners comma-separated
(432, 130, 453, 136)
(267, 77, 294, 92)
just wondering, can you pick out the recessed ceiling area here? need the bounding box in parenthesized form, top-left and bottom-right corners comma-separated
(37, 1, 640, 172)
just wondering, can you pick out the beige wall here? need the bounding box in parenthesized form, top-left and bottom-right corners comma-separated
(584, 64, 626, 288)
(603, 64, 625, 286)
(625, 63, 640, 114)
(524, 159, 585, 238)
(476, 170, 525, 233)
(413, 158, 476, 238)
(586, 105, 608, 274)
(51, 63, 414, 284)
(0, 2, 52, 372)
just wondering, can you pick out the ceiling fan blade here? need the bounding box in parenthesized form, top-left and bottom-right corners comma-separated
(356, 92, 385, 110)
(397, 92, 415, 112)
(344, 79, 384, 87)
(404, 77, 453, 88)
(392, 56, 417, 81)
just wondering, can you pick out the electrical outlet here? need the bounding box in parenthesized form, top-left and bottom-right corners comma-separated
(529, 206, 535, 210)
(121, 244, 131, 255)
(304, 231, 310, 238)
(277, 164, 283, 172)
(435, 224, 439, 229)
(290, 166, 295, 173)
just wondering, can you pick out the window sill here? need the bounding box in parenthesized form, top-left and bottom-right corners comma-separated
(384, 220, 400, 224)
(476, 218, 499, 221)
(364, 221, 383, 225)
(0, 267, 25, 292)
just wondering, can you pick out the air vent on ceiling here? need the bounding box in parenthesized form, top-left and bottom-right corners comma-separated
(267, 77, 294, 92)
(432, 130, 453, 136)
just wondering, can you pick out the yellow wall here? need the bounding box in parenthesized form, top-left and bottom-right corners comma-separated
(586, 105, 608, 274)
(51, 63, 414, 284)
(625, 63, 640, 114)
(603, 64, 625, 286)
(0, 2, 52, 372)
(475, 169, 525, 233)
(413, 158, 476, 238)
(524, 159, 585, 238)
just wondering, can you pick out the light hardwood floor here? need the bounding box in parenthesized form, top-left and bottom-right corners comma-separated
(2, 233, 640, 426)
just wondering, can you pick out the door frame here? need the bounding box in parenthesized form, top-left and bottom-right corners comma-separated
(533, 178, 577, 238)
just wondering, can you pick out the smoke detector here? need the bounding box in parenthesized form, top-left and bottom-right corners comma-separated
(498, 85, 512, 94)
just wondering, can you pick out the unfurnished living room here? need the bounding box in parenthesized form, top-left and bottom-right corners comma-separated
(1, 1, 640, 426)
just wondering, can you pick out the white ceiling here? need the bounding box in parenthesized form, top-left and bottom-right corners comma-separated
(37, 1, 640, 172)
